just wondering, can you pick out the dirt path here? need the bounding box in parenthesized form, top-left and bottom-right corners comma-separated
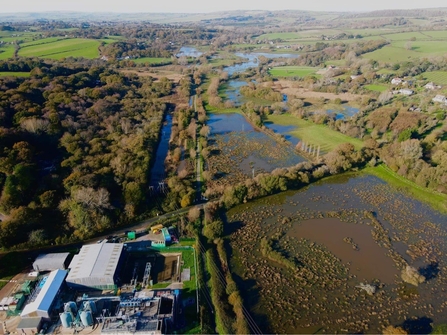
(269, 80, 363, 101)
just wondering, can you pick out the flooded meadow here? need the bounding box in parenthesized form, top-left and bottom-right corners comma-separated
(206, 113, 305, 188)
(225, 173, 447, 334)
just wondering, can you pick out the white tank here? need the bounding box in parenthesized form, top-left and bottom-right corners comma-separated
(83, 300, 97, 314)
(64, 301, 77, 315)
(60, 312, 73, 328)
(80, 310, 93, 327)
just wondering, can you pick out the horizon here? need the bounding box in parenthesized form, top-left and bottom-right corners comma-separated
(2, 0, 447, 14)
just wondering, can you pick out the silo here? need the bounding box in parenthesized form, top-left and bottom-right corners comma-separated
(83, 300, 97, 314)
(80, 310, 93, 327)
(64, 301, 77, 315)
(60, 312, 73, 328)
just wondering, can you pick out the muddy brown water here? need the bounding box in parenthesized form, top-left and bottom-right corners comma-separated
(289, 218, 398, 284)
(227, 173, 447, 334)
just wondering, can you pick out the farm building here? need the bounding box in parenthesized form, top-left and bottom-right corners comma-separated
(32, 252, 70, 272)
(20, 269, 67, 320)
(424, 82, 441, 90)
(399, 89, 414, 96)
(66, 242, 124, 290)
(391, 77, 403, 85)
(432, 95, 447, 103)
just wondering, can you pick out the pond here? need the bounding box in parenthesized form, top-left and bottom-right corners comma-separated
(227, 173, 447, 334)
(206, 113, 305, 187)
(224, 52, 300, 76)
(176, 46, 203, 58)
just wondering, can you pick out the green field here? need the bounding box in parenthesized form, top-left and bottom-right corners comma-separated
(18, 38, 100, 59)
(364, 84, 388, 92)
(266, 113, 363, 152)
(0, 45, 15, 60)
(422, 71, 447, 85)
(0, 72, 30, 77)
(132, 57, 172, 64)
(269, 66, 318, 78)
(364, 164, 447, 214)
(363, 35, 447, 62)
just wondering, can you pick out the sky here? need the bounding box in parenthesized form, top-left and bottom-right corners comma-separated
(2, 0, 447, 13)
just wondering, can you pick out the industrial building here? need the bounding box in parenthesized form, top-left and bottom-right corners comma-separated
(32, 252, 70, 272)
(66, 242, 124, 290)
(20, 269, 67, 320)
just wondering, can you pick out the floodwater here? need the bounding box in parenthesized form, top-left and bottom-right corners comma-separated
(327, 105, 360, 120)
(224, 80, 249, 106)
(227, 173, 447, 334)
(289, 218, 398, 283)
(224, 52, 300, 76)
(207, 113, 305, 179)
(176, 46, 202, 58)
(149, 114, 172, 186)
(264, 122, 300, 146)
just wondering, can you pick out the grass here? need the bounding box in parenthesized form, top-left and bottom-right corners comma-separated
(364, 84, 388, 92)
(0, 72, 30, 77)
(363, 40, 447, 63)
(364, 164, 447, 214)
(18, 38, 100, 59)
(132, 57, 171, 65)
(0, 45, 15, 60)
(269, 66, 318, 78)
(422, 71, 447, 85)
(265, 113, 363, 152)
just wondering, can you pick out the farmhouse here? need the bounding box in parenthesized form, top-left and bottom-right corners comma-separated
(399, 89, 414, 96)
(432, 95, 447, 103)
(424, 82, 441, 90)
(391, 77, 403, 85)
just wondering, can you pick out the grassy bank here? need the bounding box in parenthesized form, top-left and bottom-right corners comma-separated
(364, 164, 447, 214)
(266, 113, 363, 152)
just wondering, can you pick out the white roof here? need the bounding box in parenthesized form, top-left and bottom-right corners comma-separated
(21, 269, 67, 317)
(66, 243, 123, 284)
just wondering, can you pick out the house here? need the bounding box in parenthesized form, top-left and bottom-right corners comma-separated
(432, 95, 447, 103)
(391, 77, 403, 85)
(399, 89, 414, 96)
(350, 75, 360, 80)
(425, 82, 441, 90)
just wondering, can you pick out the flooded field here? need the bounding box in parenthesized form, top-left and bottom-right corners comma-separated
(176, 46, 203, 58)
(226, 173, 447, 334)
(327, 105, 360, 120)
(207, 113, 305, 187)
(225, 52, 300, 76)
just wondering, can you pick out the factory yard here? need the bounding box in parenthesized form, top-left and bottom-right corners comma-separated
(0, 225, 197, 335)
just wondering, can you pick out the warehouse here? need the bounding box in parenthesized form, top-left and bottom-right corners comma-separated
(66, 242, 124, 290)
(32, 252, 70, 272)
(20, 269, 67, 320)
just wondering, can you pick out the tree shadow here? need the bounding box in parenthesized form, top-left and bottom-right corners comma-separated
(401, 316, 433, 334)
(419, 262, 439, 281)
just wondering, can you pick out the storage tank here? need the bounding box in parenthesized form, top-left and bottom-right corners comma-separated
(60, 312, 73, 328)
(64, 301, 77, 315)
(80, 310, 93, 327)
(83, 300, 97, 314)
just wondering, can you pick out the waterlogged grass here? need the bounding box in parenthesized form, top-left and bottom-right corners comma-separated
(266, 113, 363, 152)
(422, 71, 447, 85)
(269, 66, 318, 78)
(19, 38, 100, 59)
(364, 84, 388, 92)
(0, 72, 30, 77)
(132, 57, 172, 64)
(364, 164, 447, 214)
